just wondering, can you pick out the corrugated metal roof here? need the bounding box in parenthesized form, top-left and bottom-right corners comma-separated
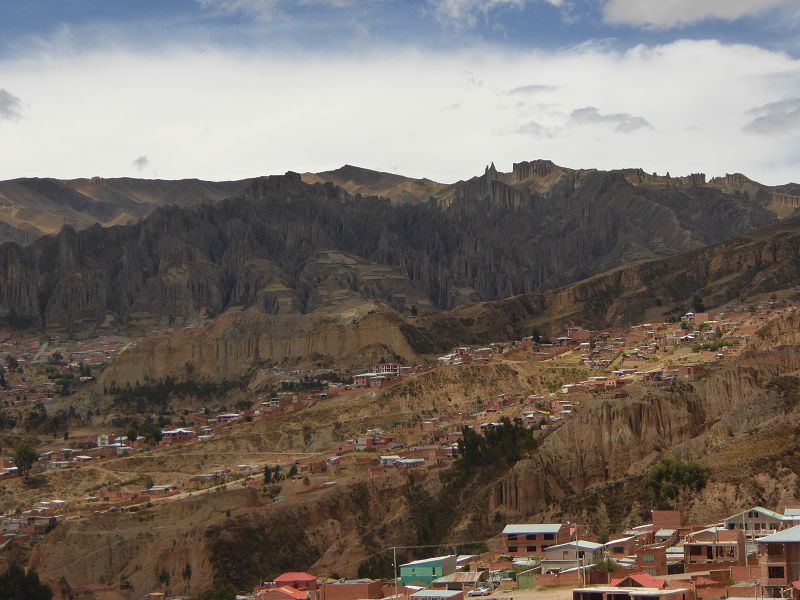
(502, 523, 562, 535)
(546, 540, 603, 551)
(758, 525, 800, 543)
(411, 591, 464, 598)
(655, 529, 676, 537)
(431, 572, 487, 584)
(401, 555, 454, 567)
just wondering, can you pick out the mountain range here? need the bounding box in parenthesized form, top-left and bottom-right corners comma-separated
(1, 160, 800, 378)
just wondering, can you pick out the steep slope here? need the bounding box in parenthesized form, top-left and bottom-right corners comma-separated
(0, 163, 783, 336)
(0, 218, 36, 246)
(409, 214, 800, 352)
(302, 164, 446, 204)
(26, 312, 800, 598)
(493, 311, 800, 528)
(0, 176, 251, 236)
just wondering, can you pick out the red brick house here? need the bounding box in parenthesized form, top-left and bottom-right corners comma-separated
(501, 523, 571, 556)
(275, 573, 319, 591)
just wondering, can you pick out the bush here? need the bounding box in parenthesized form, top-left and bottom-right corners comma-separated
(647, 458, 710, 509)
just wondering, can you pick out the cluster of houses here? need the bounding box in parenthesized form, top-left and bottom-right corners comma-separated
(437, 348, 494, 366)
(145, 504, 800, 600)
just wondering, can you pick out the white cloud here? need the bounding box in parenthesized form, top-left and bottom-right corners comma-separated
(602, 0, 796, 29)
(569, 106, 652, 133)
(0, 89, 23, 121)
(428, 0, 561, 28)
(509, 83, 559, 95)
(197, 0, 355, 20)
(743, 98, 800, 135)
(0, 39, 799, 185)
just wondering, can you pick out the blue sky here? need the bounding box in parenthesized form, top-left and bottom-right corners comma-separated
(0, 1, 799, 183)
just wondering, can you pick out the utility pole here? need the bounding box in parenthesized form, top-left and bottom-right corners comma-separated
(393, 547, 399, 600)
(575, 523, 582, 587)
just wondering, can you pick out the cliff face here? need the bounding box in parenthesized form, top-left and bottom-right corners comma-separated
(409, 215, 800, 352)
(0, 164, 781, 334)
(0, 176, 252, 237)
(492, 315, 800, 525)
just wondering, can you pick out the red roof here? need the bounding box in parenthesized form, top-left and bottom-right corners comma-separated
(792, 581, 800, 591)
(256, 586, 309, 600)
(611, 573, 669, 589)
(276, 573, 317, 582)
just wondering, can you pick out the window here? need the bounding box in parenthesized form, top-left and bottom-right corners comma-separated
(411, 569, 416, 575)
(509, 546, 517, 553)
(613, 547, 624, 554)
(526, 534, 536, 540)
(527, 546, 537, 552)
(507, 534, 517, 541)
(541, 545, 550, 551)
(689, 546, 702, 556)
(544, 533, 555, 540)
(768, 567, 785, 579)
(643, 554, 655, 563)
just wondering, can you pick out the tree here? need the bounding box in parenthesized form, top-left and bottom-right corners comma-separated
(5, 355, 18, 371)
(647, 458, 710, 510)
(14, 442, 38, 481)
(138, 419, 162, 444)
(0, 564, 53, 600)
(692, 295, 706, 313)
(595, 557, 620, 573)
(288, 464, 298, 477)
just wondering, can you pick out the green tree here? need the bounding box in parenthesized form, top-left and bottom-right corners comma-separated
(594, 557, 620, 573)
(647, 458, 710, 510)
(0, 564, 54, 600)
(138, 418, 162, 444)
(14, 442, 39, 481)
(288, 464, 298, 477)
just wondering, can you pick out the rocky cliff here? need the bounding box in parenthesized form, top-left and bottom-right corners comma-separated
(0, 163, 783, 335)
(0, 176, 252, 238)
(492, 314, 800, 527)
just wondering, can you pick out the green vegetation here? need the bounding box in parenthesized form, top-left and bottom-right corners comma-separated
(14, 442, 38, 480)
(455, 417, 537, 470)
(108, 377, 244, 413)
(0, 564, 53, 600)
(692, 340, 738, 352)
(594, 557, 620, 573)
(206, 517, 319, 590)
(646, 458, 710, 510)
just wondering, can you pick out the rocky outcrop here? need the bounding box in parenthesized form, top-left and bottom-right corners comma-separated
(0, 162, 785, 335)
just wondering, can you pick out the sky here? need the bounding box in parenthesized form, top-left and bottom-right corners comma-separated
(0, 0, 799, 184)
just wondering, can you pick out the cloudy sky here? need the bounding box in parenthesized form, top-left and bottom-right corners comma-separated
(0, 0, 799, 184)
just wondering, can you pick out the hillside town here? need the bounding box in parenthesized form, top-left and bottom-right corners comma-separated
(0, 299, 794, 556)
(138, 506, 800, 600)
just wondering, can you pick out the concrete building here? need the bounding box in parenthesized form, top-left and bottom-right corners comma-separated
(757, 525, 800, 597)
(540, 540, 604, 573)
(400, 555, 457, 586)
(501, 523, 571, 556)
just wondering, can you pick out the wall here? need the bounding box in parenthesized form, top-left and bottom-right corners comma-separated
(320, 581, 384, 600)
